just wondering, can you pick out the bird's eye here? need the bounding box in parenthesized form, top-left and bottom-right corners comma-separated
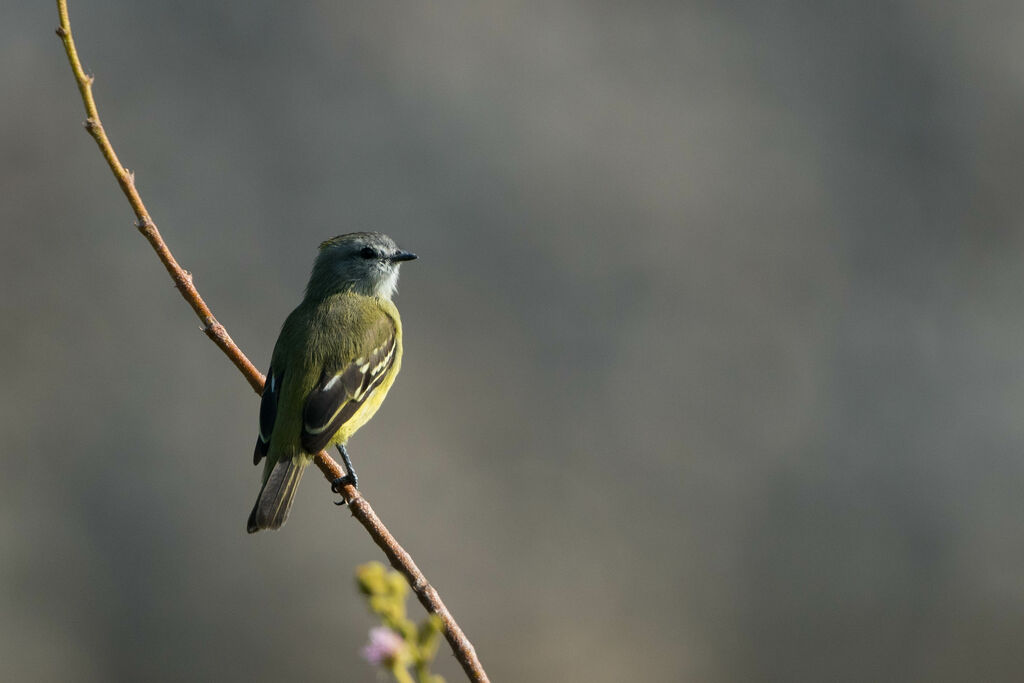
(360, 246, 377, 259)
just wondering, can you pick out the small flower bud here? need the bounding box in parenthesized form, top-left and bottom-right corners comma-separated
(361, 626, 407, 667)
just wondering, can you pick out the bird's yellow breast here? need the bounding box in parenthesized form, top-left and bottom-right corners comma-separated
(328, 329, 402, 446)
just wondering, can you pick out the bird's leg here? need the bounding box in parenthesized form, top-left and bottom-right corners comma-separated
(335, 444, 359, 489)
(331, 444, 359, 506)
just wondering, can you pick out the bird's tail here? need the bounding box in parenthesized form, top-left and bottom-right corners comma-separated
(247, 458, 307, 533)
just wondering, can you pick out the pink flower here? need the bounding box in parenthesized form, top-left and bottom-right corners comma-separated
(362, 627, 406, 667)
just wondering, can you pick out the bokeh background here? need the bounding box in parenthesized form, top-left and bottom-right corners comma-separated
(4, 1, 1024, 681)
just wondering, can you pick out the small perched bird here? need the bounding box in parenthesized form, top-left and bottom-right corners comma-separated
(248, 232, 417, 533)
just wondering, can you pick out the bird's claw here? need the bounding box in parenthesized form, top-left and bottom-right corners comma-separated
(331, 474, 358, 506)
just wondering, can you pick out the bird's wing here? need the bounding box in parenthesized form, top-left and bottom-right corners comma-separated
(300, 315, 398, 453)
(253, 365, 283, 465)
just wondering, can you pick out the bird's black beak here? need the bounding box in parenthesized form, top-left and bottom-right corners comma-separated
(390, 251, 418, 262)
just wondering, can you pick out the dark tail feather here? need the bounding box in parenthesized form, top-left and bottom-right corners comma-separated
(247, 458, 306, 533)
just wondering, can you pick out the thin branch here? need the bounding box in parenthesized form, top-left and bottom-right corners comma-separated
(55, 3, 489, 681)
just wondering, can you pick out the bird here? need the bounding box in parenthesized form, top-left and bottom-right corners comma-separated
(247, 232, 417, 532)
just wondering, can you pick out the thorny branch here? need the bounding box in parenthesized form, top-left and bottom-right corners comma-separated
(55, 2, 488, 681)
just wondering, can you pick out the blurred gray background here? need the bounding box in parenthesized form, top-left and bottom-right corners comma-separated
(3, 1, 1024, 681)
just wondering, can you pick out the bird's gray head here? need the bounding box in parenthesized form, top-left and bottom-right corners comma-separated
(307, 232, 417, 301)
